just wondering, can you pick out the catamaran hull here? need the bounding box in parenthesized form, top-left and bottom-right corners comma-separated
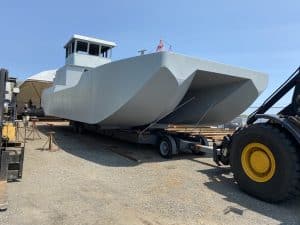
(42, 52, 268, 128)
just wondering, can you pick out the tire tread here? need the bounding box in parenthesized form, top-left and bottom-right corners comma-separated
(230, 123, 300, 202)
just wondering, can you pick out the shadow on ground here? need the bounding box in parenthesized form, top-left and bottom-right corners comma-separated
(37, 124, 210, 167)
(36, 123, 300, 224)
(197, 166, 300, 225)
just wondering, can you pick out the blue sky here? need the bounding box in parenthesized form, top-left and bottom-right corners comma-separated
(1, 0, 300, 114)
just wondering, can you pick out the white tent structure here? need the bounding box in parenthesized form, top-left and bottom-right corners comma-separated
(17, 70, 56, 114)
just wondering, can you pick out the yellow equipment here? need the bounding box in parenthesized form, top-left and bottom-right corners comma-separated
(2, 122, 16, 142)
(0, 68, 24, 211)
(214, 67, 300, 203)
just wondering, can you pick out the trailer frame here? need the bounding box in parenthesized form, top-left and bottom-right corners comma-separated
(70, 121, 210, 158)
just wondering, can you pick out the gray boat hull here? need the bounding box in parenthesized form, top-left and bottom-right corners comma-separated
(42, 52, 268, 128)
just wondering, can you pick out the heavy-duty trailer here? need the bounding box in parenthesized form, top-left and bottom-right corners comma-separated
(71, 122, 209, 158)
(214, 66, 300, 202)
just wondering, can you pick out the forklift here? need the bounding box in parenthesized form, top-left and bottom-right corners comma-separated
(0, 68, 24, 210)
(214, 66, 300, 202)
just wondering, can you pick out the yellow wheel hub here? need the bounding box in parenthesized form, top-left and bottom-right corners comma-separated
(241, 143, 276, 182)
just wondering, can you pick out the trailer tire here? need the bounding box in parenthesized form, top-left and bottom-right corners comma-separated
(230, 123, 300, 202)
(158, 136, 173, 158)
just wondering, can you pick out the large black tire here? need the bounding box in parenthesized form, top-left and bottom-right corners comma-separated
(230, 123, 300, 202)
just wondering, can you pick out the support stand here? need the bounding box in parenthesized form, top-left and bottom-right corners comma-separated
(41, 131, 59, 152)
(26, 118, 41, 140)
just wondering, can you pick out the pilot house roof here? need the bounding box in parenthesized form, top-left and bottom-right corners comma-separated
(64, 34, 117, 48)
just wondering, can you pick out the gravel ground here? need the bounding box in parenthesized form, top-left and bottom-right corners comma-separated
(0, 122, 299, 225)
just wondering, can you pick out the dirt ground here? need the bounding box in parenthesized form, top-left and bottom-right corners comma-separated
(0, 122, 299, 225)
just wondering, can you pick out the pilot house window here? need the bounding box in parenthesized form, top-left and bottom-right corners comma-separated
(71, 41, 75, 53)
(101, 46, 110, 58)
(76, 41, 88, 53)
(89, 44, 100, 56)
(65, 41, 75, 58)
(66, 40, 112, 58)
